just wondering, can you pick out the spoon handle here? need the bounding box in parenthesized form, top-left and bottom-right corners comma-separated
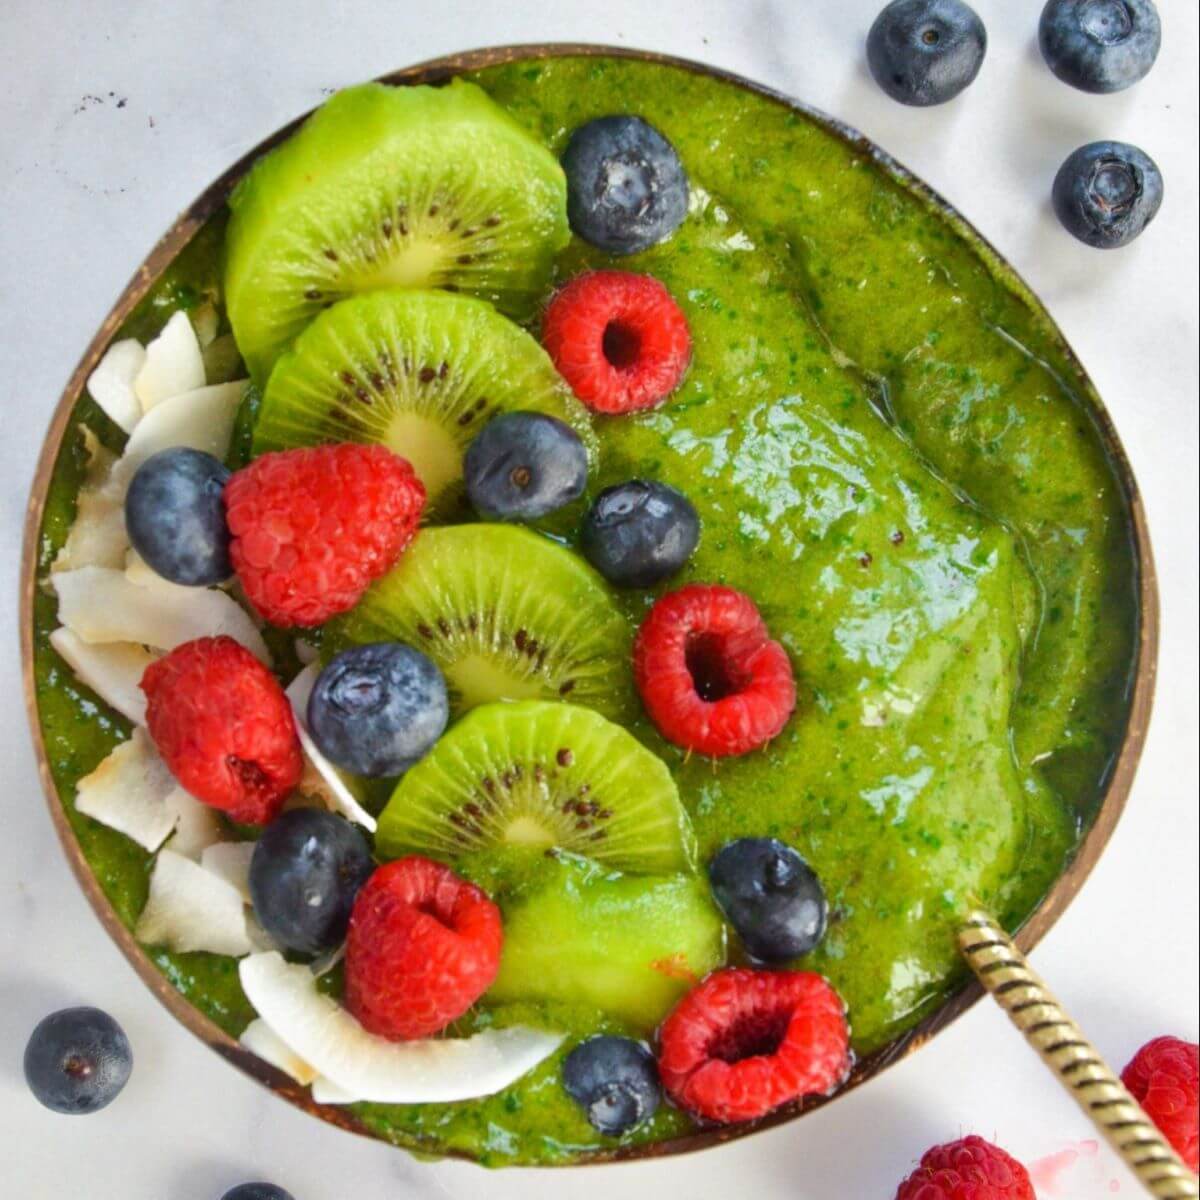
(959, 912, 1198, 1200)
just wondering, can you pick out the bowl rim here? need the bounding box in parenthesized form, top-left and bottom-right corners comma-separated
(19, 42, 1160, 1167)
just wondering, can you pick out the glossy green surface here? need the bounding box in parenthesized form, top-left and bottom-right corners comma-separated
(31, 57, 1138, 1166)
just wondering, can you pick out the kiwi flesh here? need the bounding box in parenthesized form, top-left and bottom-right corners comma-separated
(252, 289, 593, 513)
(375, 700, 696, 875)
(225, 81, 570, 383)
(325, 524, 632, 720)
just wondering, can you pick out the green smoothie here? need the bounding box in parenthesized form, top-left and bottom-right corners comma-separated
(32, 56, 1139, 1165)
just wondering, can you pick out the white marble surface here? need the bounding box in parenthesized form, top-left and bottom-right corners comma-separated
(1, 3, 1196, 1197)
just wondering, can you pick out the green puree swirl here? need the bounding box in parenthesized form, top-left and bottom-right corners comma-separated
(32, 57, 1138, 1165)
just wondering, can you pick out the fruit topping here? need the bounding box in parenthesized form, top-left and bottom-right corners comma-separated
(325, 524, 632, 720)
(1052, 140, 1163, 249)
(225, 81, 570, 382)
(124, 447, 232, 586)
(225, 443, 424, 628)
(344, 857, 503, 1040)
(307, 643, 448, 778)
(1039, 0, 1160, 94)
(375, 700, 695, 876)
(1121, 1036, 1199, 1171)
(220, 1186, 294, 1200)
(867, 0, 988, 106)
(560, 115, 689, 255)
(542, 271, 691, 414)
(563, 1035, 662, 1136)
(248, 809, 375, 957)
(24, 1007, 133, 1115)
(464, 411, 588, 521)
(141, 635, 302, 823)
(581, 479, 699, 588)
(658, 967, 850, 1124)
(709, 838, 828, 964)
(633, 584, 796, 757)
(894, 1135, 1035, 1199)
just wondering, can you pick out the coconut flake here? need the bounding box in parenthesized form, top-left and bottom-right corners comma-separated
(48, 628, 156, 725)
(52, 426, 128, 573)
(134, 311, 205, 412)
(136, 849, 254, 956)
(53, 567, 270, 664)
(200, 841, 255, 903)
(241, 1018, 318, 1086)
(87, 339, 146, 434)
(74, 729, 178, 851)
(285, 665, 376, 832)
(310, 1077, 359, 1105)
(239, 952, 563, 1104)
(162, 788, 225, 859)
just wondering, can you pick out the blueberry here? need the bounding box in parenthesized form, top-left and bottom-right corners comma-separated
(709, 838, 827, 964)
(464, 411, 588, 522)
(867, 0, 987, 106)
(125, 447, 232, 586)
(220, 1186, 294, 1200)
(249, 809, 374, 956)
(1039, 0, 1160, 93)
(562, 1036, 661, 1136)
(581, 480, 699, 589)
(24, 1006, 132, 1114)
(1052, 141, 1163, 248)
(561, 116, 689, 255)
(307, 642, 448, 777)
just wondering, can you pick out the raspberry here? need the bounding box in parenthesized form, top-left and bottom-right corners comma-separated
(657, 967, 850, 1124)
(633, 584, 796, 757)
(344, 857, 503, 1041)
(141, 637, 302, 824)
(225, 443, 425, 628)
(894, 1135, 1035, 1200)
(542, 270, 691, 414)
(1122, 1035, 1199, 1171)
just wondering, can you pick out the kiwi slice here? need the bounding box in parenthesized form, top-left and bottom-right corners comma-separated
(376, 700, 696, 875)
(325, 524, 632, 719)
(252, 289, 593, 512)
(225, 80, 570, 382)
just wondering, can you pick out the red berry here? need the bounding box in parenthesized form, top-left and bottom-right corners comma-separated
(225, 443, 425, 628)
(657, 967, 850, 1124)
(344, 857, 503, 1041)
(141, 636, 302, 824)
(1122, 1035, 1199, 1171)
(894, 1135, 1035, 1200)
(633, 584, 796, 757)
(542, 270, 691, 414)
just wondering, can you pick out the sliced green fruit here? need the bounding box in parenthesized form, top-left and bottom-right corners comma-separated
(376, 701, 695, 874)
(252, 289, 592, 513)
(325, 525, 632, 720)
(488, 856, 725, 1031)
(226, 80, 570, 382)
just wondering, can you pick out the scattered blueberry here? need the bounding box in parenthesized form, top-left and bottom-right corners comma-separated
(580, 480, 699, 589)
(867, 0, 987, 106)
(464, 411, 588, 522)
(307, 642, 449, 777)
(562, 1036, 661, 1136)
(1052, 141, 1163, 248)
(24, 1006, 133, 1114)
(1039, 0, 1160, 93)
(249, 809, 374, 956)
(561, 115, 689, 254)
(220, 1186, 294, 1200)
(709, 838, 828, 964)
(125, 447, 232, 585)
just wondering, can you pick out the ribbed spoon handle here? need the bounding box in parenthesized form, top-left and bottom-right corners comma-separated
(959, 912, 1198, 1200)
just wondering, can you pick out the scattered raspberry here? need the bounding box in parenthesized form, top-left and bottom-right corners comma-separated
(894, 1135, 1035, 1200)
(1122, 1035, 1199, 1171)
(141, 636, 302, 824)
(344, 857, 503, 1041)
(633, 584, 796, 757)
(657, 967, 849, 1124)
(542, 270, 691, 414)
(225, 443, 425, 628)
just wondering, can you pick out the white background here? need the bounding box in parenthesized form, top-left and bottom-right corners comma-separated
(1, 3, 1196, 1197)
